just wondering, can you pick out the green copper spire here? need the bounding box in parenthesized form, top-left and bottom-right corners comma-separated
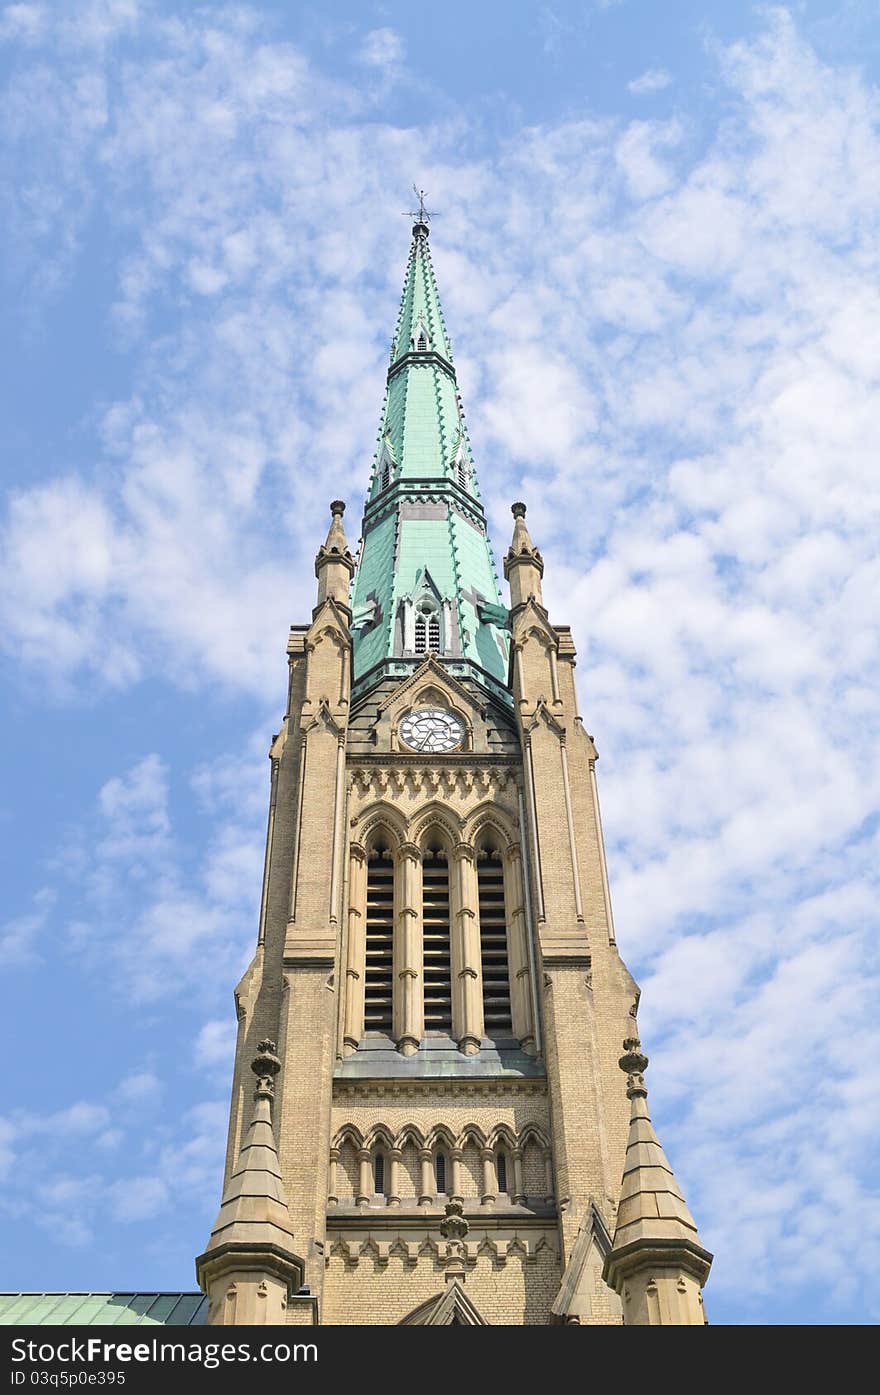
(350, 220, 510, 704)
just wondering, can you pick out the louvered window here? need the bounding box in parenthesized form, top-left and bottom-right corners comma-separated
(364, 848, 394, 1033)
(374, 1153, 385, 1195)
(436, 1152, 447, 1194)
(478, 850, 512, 1034)
(497, 1152, 508, 1193)
(457, 458, 468, 490)
(414, 614, 427, 654)
(428, 613, 440, 650)
(422, 844, 452, 1033)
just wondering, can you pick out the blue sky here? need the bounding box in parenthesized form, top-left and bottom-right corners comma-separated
(1, 0, 878, 1326)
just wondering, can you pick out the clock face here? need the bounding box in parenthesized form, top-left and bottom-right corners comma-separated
(399, 708, 465, 753)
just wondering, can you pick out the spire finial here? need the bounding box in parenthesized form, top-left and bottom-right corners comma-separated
(619, 1036, 649, 1099)
(504, 500, 544, 605)
(252, 1038, 281, 1100)
(406, 184, 434, 237)
(315, 501, 355, 605)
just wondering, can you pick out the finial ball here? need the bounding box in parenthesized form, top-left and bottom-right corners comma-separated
(330, 500, 345, 517)
(619, 1036, 649, 1076)
(251, 1039, 281, 1079)
(511, 501, 527, 519)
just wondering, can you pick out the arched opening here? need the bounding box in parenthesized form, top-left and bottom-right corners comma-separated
(364, 839, 395, 1034)
(476, 837, 512, 1036)
(414, 599, 441, 655)
(373, 1151, 386, 1196)
(422, 836, 452, 1034)
(435, 1151, 447, 1195)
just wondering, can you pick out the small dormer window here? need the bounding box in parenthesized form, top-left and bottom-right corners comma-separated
(457, 457, 468, 490)
(377, 435, 396, 493)
(414, 599, 440, 655)
(397, 573, 456, 659)
(417, 330, 428, 351)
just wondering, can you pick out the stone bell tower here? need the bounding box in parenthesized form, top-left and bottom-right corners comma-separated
(197, 215, 712, 1325)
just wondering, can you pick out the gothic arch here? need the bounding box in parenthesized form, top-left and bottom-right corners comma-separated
(395, 1124, 427, 1151)
(526, 622, 556, 651)
(364, 1123, 395, 1153)
(455, 1124, 489, 1151)
(488, 1123, 518, 1152)
(331, 1123, 365, 1151)
(307, 623, 350, 654)
(519, 1123, 551, 1151)
(465, 802, 518, 851)
(356, 801, 409, 851)
(411, 803, 463, 852)
(425, 1123, 456, 1152)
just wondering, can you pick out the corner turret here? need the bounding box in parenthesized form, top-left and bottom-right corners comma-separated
(603, 1039, 712, 1324)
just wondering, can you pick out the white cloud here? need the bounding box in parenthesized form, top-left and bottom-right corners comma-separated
(110, 1174, 169, 1222)
(0, 887, 55, 967)
(356, 27, 404, 70)
(0, 4, 45, 43)
(116, 1071, 162, 1105)
(60, 745, 265, 1005)
(614, 117, 682, 199)
(195, 1020, 237, 1072)
(628, 67, 672, 96)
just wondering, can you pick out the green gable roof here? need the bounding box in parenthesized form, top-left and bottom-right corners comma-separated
(351, 224, 510, 702)
(0, 1292, 208, 1326)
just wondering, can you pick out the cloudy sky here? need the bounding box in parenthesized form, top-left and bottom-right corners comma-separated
(1, 0, 878, 1325)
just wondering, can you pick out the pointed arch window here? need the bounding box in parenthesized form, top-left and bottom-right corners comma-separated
(374, 1152, 386, 1195)
(477, 841, 512, 1035)
(377, 436, 396, 494)
(364, 843, 395, 1033)
(435, 1151, 447, 1194)
(414, 598, 441, 655)
(422, 840, 452, 1033)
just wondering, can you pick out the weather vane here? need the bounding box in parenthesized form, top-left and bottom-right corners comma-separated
(406, 185, 435, 224)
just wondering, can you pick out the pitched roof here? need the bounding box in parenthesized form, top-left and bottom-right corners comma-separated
(0, 1293, 207, 1326)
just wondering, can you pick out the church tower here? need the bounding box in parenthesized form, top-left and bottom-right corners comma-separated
(196, 215, 712, 1326)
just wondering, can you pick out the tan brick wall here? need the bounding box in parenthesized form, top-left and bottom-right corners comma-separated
(323, 1245, 561, 1325)
(331, 1084, 550, 1155)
